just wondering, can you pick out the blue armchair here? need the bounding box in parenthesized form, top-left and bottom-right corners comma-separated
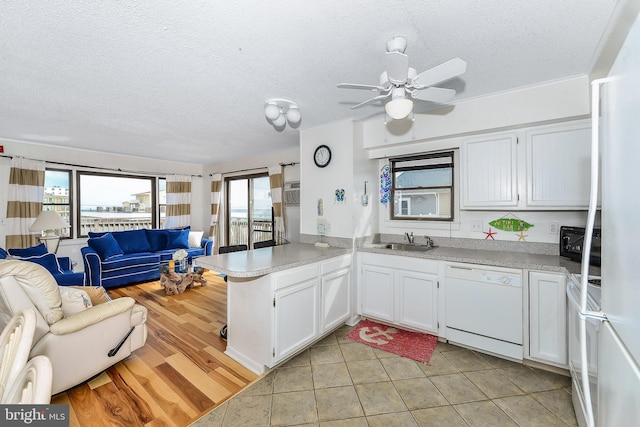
(3, 243, 85, 286)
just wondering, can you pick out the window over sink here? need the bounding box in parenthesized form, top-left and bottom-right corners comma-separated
(391, 151, 454, 221)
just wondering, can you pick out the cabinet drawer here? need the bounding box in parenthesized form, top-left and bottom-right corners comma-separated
(321, 254, 352, 275)
(274, 263, 319, 290)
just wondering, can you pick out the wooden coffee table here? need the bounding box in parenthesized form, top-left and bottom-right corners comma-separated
(160, 265, 208, 295)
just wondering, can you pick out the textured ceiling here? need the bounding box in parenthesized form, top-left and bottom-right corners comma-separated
(0, 1, 617, 165)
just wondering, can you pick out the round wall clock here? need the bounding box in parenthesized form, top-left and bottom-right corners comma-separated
(314, 144, 332, 168)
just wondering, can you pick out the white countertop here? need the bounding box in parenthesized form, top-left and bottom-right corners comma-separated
(195, 243, 351, 278)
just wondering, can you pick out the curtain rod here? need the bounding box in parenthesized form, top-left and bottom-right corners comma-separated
(0, 154, 203, 178)
(208, 161, 300, 177)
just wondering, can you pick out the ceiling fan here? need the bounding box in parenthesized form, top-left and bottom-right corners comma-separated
(338, 36, 467, 120)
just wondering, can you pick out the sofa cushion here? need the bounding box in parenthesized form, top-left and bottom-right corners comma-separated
(59, 286, 93, 317)
(188, 231, 204, 248)
(19, 253, 64, 275)
(88, 233, 124, 260)
(112, 229, 152, 254)
(8, 243, 48, 258)
(145, 229, 169, 252)
(166, 229, 189, 249)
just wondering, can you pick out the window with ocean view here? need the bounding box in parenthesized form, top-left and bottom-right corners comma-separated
(44, 169, 72, 238)
(77, 172, 159, 236)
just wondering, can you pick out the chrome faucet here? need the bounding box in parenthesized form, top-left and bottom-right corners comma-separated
(405, 232, 414, 244)
(424, 235, 434, 248)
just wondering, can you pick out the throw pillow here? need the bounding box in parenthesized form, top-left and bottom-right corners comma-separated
(188, 231, 204, 248)
(8, 243, 48, 258)
(167, 229, 189, 249)
(146, 229, 169, 252)
(0, 248, 7, 259)
(59, 287, 93, 317)
(88, 233, 124, 260)
(19, 253, 64, 275)
(111, 229, 152, 254)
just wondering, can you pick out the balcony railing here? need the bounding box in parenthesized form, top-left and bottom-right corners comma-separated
(229, 217, 273, 246)
(80, 217, 154, 235)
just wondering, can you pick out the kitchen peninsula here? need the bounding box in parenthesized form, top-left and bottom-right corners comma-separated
(196, 243, 352, 374)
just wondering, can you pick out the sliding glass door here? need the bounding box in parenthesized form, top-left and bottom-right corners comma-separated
(225, 174, 273, 247)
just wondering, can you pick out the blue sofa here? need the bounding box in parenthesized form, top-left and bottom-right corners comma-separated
(2, 243, 85, 286)
(81, 228, 213, 288)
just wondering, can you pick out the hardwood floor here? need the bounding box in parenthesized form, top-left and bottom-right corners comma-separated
(50, 272, 259, 427)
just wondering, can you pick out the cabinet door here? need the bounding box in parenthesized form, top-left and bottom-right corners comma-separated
(396, 270, 438, 334)
(273, 278, 319, 363)
(528, 271, 568, 367)
(321, 267, 351, 334)
(461, 133, 518, 208)
(526, 121, 593, 208)
(360, 265, 394, 322)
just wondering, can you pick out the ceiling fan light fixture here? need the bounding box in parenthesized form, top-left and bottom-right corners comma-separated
(385, 98, 413, 120)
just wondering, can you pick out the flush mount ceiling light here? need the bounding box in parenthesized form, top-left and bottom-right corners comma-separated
(264, 99, 301, 130)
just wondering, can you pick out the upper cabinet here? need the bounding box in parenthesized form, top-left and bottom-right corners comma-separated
(461, 119, 593, 210)
(525, 120, 593, 208)
(461, 132, 519, 208)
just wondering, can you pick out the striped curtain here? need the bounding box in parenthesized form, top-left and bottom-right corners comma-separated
(209, 173, 222, 253)
(5, 158, 46, 249)
(268, 165, 286, 244)
(165, 175, 191, 229)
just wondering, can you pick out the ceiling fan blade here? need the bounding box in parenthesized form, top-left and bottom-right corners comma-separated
(411, 87, 456, 103)
(350, 93, 390, 109)
(385, 51, 409, 85)
(337, 83, 386, 91)
(412, 58, 467, 88)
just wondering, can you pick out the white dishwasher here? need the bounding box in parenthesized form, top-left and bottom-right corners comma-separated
(445, 264, 523, 360)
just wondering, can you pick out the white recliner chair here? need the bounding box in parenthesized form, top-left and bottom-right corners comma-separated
(0, 259, 147, 395)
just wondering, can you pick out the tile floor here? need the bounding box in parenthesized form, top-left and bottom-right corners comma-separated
(192, 324, 577, 427)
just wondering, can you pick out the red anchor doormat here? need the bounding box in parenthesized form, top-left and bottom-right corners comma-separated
(346, 319, 438, 364)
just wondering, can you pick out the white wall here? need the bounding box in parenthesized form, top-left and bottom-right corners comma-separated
(300, 120, 355, 239)
(0, 138, 205, 268)
(202, 147, 300, 244)
(362, 76, 590, 152)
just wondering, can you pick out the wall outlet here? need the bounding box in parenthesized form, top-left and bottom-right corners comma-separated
(549, 222, 559, 234)
(470, 221, 482, 232)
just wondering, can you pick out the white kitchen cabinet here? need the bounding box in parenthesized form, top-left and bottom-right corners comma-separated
(224, 253, 352, 374)
(528, 271, 568, 368)
(461, 132, 519, 208)
(360, 264, 395, 322)
(396, 269, 438, 333)
(526, 120, 593, 208)
(359, 252, 439, 335)
(460, 120, 593, 210)
(320, 256, 352, 334)
(273, 277, 319, 362)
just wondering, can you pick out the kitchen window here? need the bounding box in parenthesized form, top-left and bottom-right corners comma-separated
(391, 151, 454, 221)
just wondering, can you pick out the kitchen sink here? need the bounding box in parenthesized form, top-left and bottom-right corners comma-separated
(384, 243, 436, 252)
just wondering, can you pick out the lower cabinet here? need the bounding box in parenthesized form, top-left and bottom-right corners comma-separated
(527, 271, 568, 368)
(225, 254, 352, 375)
(273, 278, 319, 362)
(359, 252, 439, 335)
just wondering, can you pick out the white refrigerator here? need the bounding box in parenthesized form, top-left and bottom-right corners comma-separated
(572, 10, 640, 427)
